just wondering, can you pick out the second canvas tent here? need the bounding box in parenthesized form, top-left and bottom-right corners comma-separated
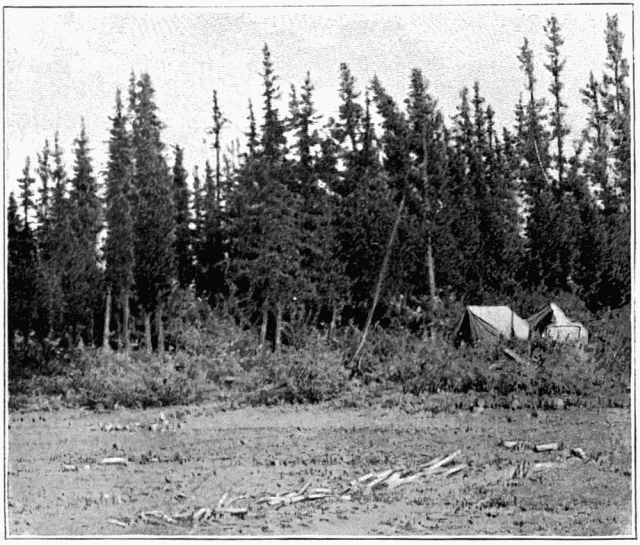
(527, 302, 588, 346)
(453, 305, 530, 347)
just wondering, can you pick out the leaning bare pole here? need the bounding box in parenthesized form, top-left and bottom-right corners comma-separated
(350, 193, 406, 372)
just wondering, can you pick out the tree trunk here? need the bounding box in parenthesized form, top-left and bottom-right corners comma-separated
(422, 122, 439, 339)
(350, 194, 406, 372)
(426, 234, 437, 339)
(143, 310, 152, 354)
(274, 301, 283, 353)
(122, 289, 131, 352)
(327, 304, 339, 344)
(102, 287, 112, 352)
(89, 312, 95, 348)
(156, 302, 165, 355)
(260, 307, 269, 357)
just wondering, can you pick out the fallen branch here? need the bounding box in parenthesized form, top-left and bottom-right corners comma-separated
(98, 457, 129, 466)
(534, 442, 561, 452)
(501, 440, 534, 451)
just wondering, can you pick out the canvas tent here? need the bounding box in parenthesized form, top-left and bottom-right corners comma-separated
(453, 306, 530, 346)
(527, 303, 588, 346)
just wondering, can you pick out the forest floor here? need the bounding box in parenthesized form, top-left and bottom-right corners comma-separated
(6, 401, 634, 537)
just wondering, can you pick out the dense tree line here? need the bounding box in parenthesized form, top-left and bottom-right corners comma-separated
(8, 16, 631, 357)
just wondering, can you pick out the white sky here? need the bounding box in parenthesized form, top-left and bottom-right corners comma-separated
(3, 4, 633, 199)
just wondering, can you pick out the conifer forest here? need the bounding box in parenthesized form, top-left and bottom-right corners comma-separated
(7, 13, 631, 408)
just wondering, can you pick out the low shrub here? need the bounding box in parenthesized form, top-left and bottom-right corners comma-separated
(9, 350, 207, 411)
(245, 339, 349, 406)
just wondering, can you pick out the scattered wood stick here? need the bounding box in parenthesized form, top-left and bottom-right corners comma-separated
(571, 447, 588, 460)
(296, 479, 313, 496)
(217, 492, 228, 510)
(385, 473, 422, 490)
(226, 495, 247, 506)
(365, 468, 395, 490)
(420, 455, 443, 469)
(381, 470, 406, 490)
(501, 440, 534, 451)
(427, 450, 462, 471)
(309, 487, 332, 495)
(192, 507, 210, 522)
(354, 471, 375, 485)
(107, 518, 128, 528)
(532, 461, 563, 472)
(99, 457, 129, 466)
(535, 443, 561, 452)
(221, 507, 249, 517)
(444, 463, 466, 477)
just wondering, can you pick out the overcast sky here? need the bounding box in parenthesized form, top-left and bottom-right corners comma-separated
(4, 5, 633, 198)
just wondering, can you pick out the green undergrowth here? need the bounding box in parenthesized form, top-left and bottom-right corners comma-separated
(8, 306, 630, 413)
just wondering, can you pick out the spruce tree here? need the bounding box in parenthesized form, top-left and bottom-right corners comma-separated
(36, 139, 51, 233)
(40, 133, 74, 344)
(260, 44, 287, 161)
(104, 89, 135, 350)
(17, 157, 36, 229)
(7, 193, 21, 349)
(172, 145, 193, 289)
(68, 120, 102, 345)
(200, 158, 226, 305)
(8, 188, 39, 350)
(131, 72, 175, 352)
(245, 100, 258, 158)
(337, 63, 363, 155)
(544, 16, 569, 190)
(517, 37, 572, 291)
(191, 165, 205, 296)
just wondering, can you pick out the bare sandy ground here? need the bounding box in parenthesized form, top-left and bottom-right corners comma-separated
(6, 402, 633, 537)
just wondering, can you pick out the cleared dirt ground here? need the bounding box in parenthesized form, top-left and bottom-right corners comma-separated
(6, 402, 634, 537)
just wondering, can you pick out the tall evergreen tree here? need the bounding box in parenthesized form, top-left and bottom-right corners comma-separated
(39, 132, 74, 343)
(8, 188, 39, 350)
(517, 37, 572, 291)
(245, 100, 258, 158)
(104, 89, 135, 350)
(200, 160, 225, 304)
(172, 145, 193, 289)
(544, 15, 569, 190)
(260, 44, 287, 161)
(17, 157, 36, 229)
(36, 139, 51, 234)
(67, 120, 102, 345)
(209, 90, 227, 205)
(131, 72, 176, 352)
(337, 63, 363, 155)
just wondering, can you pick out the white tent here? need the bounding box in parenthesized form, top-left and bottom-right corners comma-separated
(453, 306, 530, 346)
(528, 302, 588, 346)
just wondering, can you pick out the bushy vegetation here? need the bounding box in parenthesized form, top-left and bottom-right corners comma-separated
(8, 296, 630, 412)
